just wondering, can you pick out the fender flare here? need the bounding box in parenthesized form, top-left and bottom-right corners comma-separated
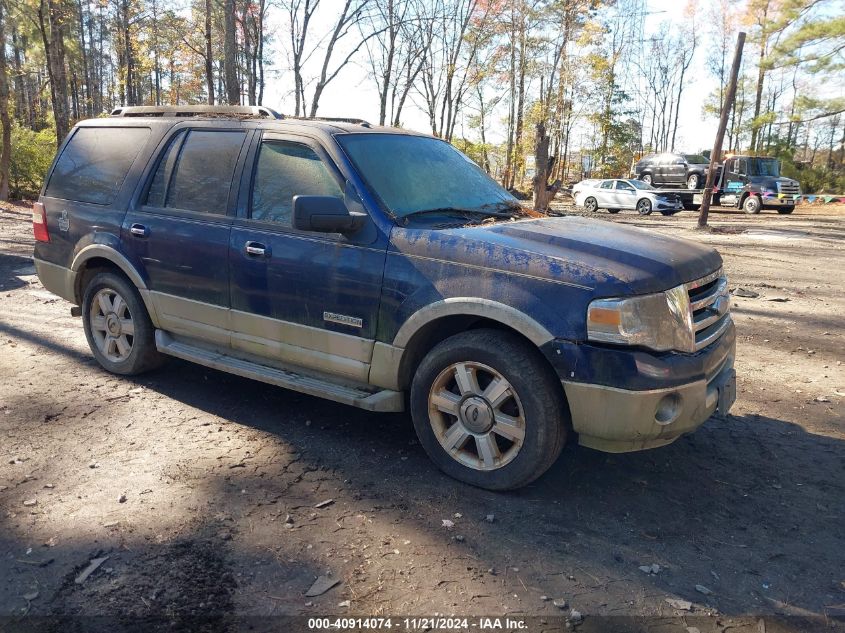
(71, 244, 148, 292)
(70, 245, 160, 325)
(392, 298, 555, 349)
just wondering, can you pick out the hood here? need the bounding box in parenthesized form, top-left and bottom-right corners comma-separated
(390, 216, 722, 297)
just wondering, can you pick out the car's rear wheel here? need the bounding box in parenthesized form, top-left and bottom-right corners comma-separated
(743, 195, 762, 214)
(636, 198, 653, 215)
(82, 272, 164, 375)
(641, 174, 653, 186)
(583, 197, 598, 213)
(410, 329, 567, 490)
(687, 174, 701, 189)
(777, 206, 795, 214)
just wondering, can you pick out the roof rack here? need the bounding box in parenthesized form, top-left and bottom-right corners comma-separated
(289, 116, 373, 128)
(110, 105, 283, 119)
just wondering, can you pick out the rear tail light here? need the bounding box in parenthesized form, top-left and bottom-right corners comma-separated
(32, 202, 50, 242)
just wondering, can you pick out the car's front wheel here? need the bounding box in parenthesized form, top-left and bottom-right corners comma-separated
(687, 173, 701, 189)
(636, 198, 653, 215)
(583, 197, 598, 213)
(82, 271, 164, 375)
(410, 329, 568, 490)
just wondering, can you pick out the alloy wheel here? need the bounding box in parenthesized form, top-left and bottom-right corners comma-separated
(89, 288, 135, 363)
(428, 361, 526, 471)
(637, 199, 653, 215)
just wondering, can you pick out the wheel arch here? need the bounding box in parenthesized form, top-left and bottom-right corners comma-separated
(387, 300, 566, 405)
(71, 246, 160, 326)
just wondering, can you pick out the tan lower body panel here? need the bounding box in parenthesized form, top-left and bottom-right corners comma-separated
(562, 377, 719, 453)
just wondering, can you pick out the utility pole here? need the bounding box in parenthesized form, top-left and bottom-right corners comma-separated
(698, 31, 746, 229)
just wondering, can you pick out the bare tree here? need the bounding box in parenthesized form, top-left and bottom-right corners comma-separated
(361, 0, 427, 126)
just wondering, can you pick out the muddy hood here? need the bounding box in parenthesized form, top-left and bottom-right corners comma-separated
(391, 216, 723, 297)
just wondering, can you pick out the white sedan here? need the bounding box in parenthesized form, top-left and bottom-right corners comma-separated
(573, 178, 684, 215)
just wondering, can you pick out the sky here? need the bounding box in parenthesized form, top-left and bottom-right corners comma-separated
(261, 0, 722, 153)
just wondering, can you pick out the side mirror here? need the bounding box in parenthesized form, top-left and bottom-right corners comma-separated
(292, 196, 367, 234)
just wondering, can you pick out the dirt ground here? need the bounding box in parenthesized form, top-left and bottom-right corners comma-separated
(1, 199, 843, 632)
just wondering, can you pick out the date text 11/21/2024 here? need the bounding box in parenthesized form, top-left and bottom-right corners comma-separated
(307, 617, 531, 630)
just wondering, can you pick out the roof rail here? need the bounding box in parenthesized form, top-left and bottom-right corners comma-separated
(290, 116, 373, 128)
(110, 105, 283, 119)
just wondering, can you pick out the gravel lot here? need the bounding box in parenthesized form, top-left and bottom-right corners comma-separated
(1, 200, 843, 632)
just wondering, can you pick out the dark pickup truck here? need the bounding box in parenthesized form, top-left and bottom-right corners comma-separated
(32, 105, 737, 490)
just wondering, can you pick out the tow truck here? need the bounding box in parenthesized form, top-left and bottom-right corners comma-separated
(634, 155, 802, 215)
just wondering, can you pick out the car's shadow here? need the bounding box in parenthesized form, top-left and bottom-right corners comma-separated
(127, 358, 845, 618)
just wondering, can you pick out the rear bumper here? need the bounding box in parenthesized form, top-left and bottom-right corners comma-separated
(544, 323, 736, 452)
(34, 257, 77, 303)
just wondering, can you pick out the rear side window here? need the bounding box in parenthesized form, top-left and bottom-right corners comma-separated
(46, 127, 150, 204)
(599, 180, 613, 189)
(145, 129, 246, 214)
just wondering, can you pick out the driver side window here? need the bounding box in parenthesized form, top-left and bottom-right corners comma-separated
(251, 141, 343, 225)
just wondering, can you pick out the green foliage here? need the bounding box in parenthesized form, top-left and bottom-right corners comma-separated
(9, 123, 56, 199)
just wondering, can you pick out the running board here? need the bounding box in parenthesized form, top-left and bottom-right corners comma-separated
(155, 330, 404, 412)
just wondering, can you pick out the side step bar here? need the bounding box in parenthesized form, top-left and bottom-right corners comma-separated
(155, 331, 404, 412)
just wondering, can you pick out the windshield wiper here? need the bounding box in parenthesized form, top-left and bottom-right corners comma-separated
(401, 204, 524, 225)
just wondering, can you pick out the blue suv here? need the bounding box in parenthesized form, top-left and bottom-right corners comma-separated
(32, 105, 736, 490)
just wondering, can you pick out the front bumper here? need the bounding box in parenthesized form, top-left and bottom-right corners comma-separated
(654, 198, 683, 211)
(543, 322, 736, 453)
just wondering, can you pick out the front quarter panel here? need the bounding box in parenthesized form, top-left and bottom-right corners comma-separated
(380, 227, 595, 345)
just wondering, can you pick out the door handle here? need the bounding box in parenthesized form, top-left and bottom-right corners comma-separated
(245, 241, 268, 257)
(130, 223, 148, 237)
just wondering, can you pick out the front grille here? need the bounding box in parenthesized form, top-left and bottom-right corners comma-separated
(686, 269, 731, 351)
(777, 181, 800, 195)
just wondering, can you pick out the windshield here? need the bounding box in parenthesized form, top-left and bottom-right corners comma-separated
(747, 158, 780, 177)
(337, 134, 517, 219)
(629, 179, 653, 190)
(684, 154, 708, 164)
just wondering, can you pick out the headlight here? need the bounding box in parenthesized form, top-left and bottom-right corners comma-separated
(587, 284, 694, 352)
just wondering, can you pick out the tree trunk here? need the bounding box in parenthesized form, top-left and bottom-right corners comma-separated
(40, 0, 71, 145)
(224, 0, 239, 105)
(0, 0, 12, 201)
(76, 0, 91, 116)
(257, 0, 265, 105)
(204, 0, 214, 104)
(533, 123, 550, 212)
(749, 8, 769, 152)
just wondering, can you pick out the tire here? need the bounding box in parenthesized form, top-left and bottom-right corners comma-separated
(583, 197, 598, 213)
(607, 209, 620, 214)
(686, 173, 701, 189)
(660, 209, 675, 216)
(82, 271, 164, 375)
(742, 195, 762, 214)
(636, 198, 653, 215)
(641, 174, 653, 186)
(410, 329, 568, 491)
(777, 206, 795, 215)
